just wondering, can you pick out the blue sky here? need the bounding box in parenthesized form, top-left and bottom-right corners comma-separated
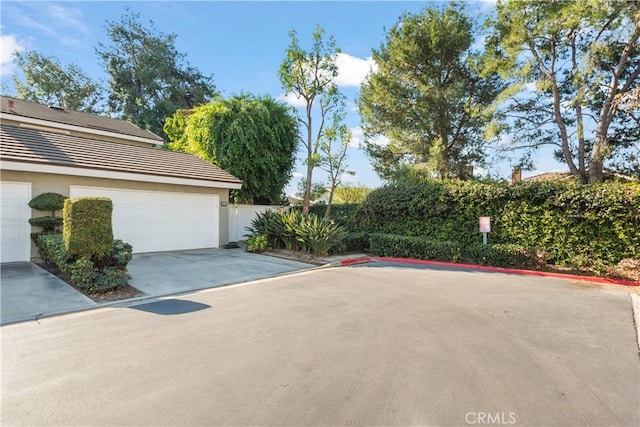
(1, 1, 565, 194)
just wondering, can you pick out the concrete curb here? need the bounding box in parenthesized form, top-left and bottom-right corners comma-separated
(335, 256, 640, 287)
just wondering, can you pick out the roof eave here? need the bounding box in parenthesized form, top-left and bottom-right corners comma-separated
(0, 160, 242, 190)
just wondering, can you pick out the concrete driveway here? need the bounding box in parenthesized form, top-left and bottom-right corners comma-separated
(1, 248, 311, 325)
(2, 263, 638, 426)
(0, 263, 96, 324)
(127, 248, 312, 296)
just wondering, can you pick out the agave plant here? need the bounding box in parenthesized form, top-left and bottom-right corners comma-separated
(245, 209, 346, 256)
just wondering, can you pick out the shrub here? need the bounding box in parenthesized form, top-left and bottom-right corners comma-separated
(246, 209, 346, 255)
(356, 181, 640, 269)
(308, 203, 360, 229)
(28, 216, 63, 231)
(292, 214, 346, 256)
(37, 233, 132, 292)
(28, 192, 67, 235)
(28, 192, 67, 212)
(462, 243, 540, 269)
(63, 197, 114, 259)
(335, 232, 370, 254)
(246, 234, 268, 253)
(369, 234, 461, 262)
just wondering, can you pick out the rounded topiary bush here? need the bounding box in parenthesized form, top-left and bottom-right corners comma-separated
(28, 192, 67, 212)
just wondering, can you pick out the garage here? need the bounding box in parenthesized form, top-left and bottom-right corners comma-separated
(70, 186, 219, 253)
(1, 181, 32, 263)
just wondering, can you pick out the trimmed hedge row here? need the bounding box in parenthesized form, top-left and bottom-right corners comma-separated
(369, 233, 542, 269)
(38, 234, 132, 292)
(355, 181, 640, 268)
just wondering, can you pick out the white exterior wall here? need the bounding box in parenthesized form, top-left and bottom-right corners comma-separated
(228, 204, 280, 242)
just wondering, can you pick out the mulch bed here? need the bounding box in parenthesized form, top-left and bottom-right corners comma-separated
(35, 261, 145, 303)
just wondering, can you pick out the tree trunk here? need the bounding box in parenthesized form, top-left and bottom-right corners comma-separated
(324, 185, 335, 220)
(303, 110, 313, 214)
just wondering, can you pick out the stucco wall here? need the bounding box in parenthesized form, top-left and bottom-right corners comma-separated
(1, 170, 230, 258)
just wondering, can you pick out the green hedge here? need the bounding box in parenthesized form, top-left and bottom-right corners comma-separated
(369, 234, 461, 262)
(308, 204, 360, 229)
(356, 181, 640, 268)
(369, 233, 541, 270)
(63, 197, 114, 259)
(37, 234, 132, 292)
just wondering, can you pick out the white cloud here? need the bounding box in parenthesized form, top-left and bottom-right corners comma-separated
(348, 126, 389, 148)
(0, 34, 26, 77)
(291, 171, 305, 179)
(9, 3, 88, 46)
(279, 92, 308, 108)
(335, 53, 377, 88)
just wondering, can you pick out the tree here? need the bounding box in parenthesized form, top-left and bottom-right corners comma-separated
(279, 26, 346, 213)
(295, 179, 326, 204)
(358, 4, 502, 182)
(319, 125, 353, 218)
(333, 185, 373, 204)
(96, 10, 217, 138)
(484, 0, 640, 183)
(11, 51, 103, 113)
(164, 94, 299, 204)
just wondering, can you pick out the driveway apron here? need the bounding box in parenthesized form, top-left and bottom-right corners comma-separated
(1, 263, 96, 324)
(127, 248, 312, 296)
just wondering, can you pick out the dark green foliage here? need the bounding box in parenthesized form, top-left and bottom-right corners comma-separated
(28, 216, 63, 232)
(37, 234, 132, 292)
(165, 94, 298, 204)
(97, 10, 217, 138)
(28, 192, 67, 212)
(28, 192, 67, 235)
(359, 4, 502, 180)
(369, 234, 461, 262)
(63, 198, 114, 259)
(369, 233, 540, 269)
(308, 203, 360, 230)
(356, 181, 639, 270)
(245, 209, 346, 255)
(336, 232, 370, 254)
(12, 51, 103, 113)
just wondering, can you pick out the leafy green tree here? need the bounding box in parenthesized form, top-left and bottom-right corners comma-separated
(11, 50, 103, 112)
(96, 10, 217, 138)
(279, 26, 347, 213)
(295, 179, 326, 204)
(164, 94, 298, 204)
(333, 185, 373, 204)
(320, 126, 353, 218)
(359, 4, 502, 182)
(484, 0, 640, 183)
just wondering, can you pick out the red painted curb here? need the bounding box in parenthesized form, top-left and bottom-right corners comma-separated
(339, 256, 640, 287)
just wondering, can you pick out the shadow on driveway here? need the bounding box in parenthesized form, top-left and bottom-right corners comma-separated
(129, 299, 210, 315)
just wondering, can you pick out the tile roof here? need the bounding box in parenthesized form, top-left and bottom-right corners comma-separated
(0, 96, 164, 142)
(0, 124, 242, 185)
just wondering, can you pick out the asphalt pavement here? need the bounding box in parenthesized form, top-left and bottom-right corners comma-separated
(2, 263, 638, 426)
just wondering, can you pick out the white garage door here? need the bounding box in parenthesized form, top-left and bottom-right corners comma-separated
(70, 186, 219, 253)
(1, 182, 32, 263)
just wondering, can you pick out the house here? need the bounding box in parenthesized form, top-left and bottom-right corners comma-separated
(0, 96, 242, 263)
